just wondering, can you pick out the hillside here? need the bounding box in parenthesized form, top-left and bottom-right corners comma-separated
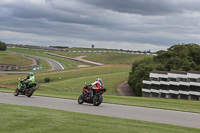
(52, 50, 152, 64)
(0, 51, 33, 66)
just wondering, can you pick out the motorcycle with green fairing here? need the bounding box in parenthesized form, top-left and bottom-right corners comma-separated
(14, 78, 39, 98)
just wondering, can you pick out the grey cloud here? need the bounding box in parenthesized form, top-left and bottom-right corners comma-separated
(1, 0, 200, 52)
(81, 0, 200, 15)
(2, 0, 118, 27)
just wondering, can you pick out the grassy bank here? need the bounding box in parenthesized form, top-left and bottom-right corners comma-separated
(0, 51, 33, 66)
(52, 50, 152, 64)
(0, 103, 199, 133)
(0, 65, 130, 94)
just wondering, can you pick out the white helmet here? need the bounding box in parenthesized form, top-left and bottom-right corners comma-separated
(96, 78, 103, 86)
(96, 78, 102, 82)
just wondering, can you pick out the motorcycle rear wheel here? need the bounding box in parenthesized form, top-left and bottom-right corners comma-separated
(93, 95, 103, 106)
(78, 94, 84, 104)
(14, 88, 19, 96)
(25, 88, 34, 98)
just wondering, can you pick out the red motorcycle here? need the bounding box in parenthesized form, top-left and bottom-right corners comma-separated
(78, 82, 106, 106)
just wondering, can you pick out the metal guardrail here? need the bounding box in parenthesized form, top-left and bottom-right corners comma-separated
(68, 50, 157, 55)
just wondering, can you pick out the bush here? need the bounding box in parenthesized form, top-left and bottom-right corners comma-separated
(44, 78, 51, 83)
(0, 41, 7, 51)
(128, 57, 155, 96)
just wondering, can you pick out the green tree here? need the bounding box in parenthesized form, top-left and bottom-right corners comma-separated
(154, 44, 200, 71)
(128, 57, 155, 96)
(0, 41, 7, 51)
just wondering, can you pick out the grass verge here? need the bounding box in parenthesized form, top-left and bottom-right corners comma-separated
(0, 103, 199, 133)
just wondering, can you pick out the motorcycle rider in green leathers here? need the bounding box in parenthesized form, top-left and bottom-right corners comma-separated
(22, 72, 35, 88)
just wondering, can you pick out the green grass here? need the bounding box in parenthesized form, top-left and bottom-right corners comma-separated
(0, 103, 199, 133)
(52, 50, 152, 64)
(0, 88, 14, 93)
(0, 65, 130, 94)
(85, 53, 152, 64)
(0, 51, 33, 66)
(42, 71, 128, 94)
(0, 65, 130, 85)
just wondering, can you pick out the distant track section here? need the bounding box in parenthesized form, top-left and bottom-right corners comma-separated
(39, 56, 64, 70)
(7, 51, 64, 71)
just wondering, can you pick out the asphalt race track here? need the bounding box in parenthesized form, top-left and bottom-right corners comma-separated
(0, 92, 200, 129)
(39, 56, 64, 70)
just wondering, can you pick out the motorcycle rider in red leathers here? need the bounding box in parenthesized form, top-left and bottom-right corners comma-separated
(91, 78, 103, 89)
(88, 78, 103, 98)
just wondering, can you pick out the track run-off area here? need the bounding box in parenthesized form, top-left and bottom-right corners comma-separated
(0, 92, 200, 129)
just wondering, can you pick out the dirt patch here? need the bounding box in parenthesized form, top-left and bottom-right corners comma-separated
(0, 85, 16, 89)
(117, 81, 134, 96)
(77, 65, 91, 68)
(46, 52, 104, 66)
(75, 56, 88, 59)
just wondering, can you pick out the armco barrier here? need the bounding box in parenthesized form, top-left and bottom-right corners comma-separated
(68, 50, 156, 55)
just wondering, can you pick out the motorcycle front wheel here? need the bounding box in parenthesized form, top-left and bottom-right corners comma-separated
(78, 94, 84, 104)
(93, 95, 103, 106)
(14, 88, 19, 96)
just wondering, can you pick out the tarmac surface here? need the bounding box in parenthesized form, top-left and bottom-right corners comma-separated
(0, 92, 200, 129)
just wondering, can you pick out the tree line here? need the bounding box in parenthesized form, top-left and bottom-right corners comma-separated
(0, 41, 7, 51)
(128, 43, 200, 96)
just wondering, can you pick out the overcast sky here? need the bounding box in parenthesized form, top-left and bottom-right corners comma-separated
(1, 0, 200, 52)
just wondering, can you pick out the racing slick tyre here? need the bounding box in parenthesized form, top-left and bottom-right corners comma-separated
(14, 88, 19, 96)
(78, 94, 84, 104)
(93, 95, 103, 106)
(25, 88, 34, 98)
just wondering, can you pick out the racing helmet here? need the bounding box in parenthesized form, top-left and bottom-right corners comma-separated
(96, 78, 103, 86)
(96, 78, 102, 82)
(29, 72, 34, 76)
